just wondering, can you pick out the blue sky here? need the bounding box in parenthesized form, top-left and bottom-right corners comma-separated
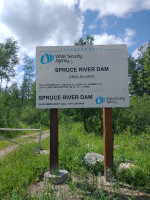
(83, 10, 150, 55)
(0, 0, 150, 86)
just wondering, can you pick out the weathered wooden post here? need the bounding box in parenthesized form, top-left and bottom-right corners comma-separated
(44, 108, 68, 184)
(103, 108, 113, 182)
(50, 108, 59, 173)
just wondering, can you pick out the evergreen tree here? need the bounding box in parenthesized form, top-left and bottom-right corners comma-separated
(0, 38, 19, 89)
(21, 55, 34, 105)
(74, 35, 94, 46)
(143, 45, 150, 94)
(128, 42, 150, 96)
(128, 56, 139, 95)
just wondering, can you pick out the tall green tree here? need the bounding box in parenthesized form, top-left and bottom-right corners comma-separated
(137, 42, 150, 95)
(21, 55, 34, 105)
(8, 82, 21, 110)
(128, 42, 150, 96)
(128, 56, 139, 95)
(143, 45, 150, 94)
(30, 81, 36, 107)
(0, 38, 19, 89)
(74, 35, 94, 46)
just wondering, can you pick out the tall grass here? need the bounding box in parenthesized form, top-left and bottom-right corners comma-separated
(42, 118, 150, 188)
(0, 119, 149, 199)
(0, 144, 49, 199)
(114, 130, 150, 188)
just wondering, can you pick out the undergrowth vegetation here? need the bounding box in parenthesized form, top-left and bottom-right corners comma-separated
(0, 119, 149, 199)
(0, 144, 49, 199)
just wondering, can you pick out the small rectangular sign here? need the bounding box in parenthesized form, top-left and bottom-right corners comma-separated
(36, 45, 129, 108)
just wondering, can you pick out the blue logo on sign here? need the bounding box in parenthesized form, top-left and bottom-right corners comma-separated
(40, 53, 54, 64)
(96, 96, 105, 104)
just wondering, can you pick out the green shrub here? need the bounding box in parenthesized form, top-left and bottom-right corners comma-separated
(60, 95, 150, 136)
(113, 94, 150, 134)
(116, 165, 149, 187)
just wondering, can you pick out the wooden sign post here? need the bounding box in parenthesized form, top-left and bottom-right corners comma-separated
(103, 108, 113, 182)
(50, 108, 59, 173)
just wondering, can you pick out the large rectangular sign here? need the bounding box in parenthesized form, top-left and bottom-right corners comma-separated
(36, 45, 129, 108)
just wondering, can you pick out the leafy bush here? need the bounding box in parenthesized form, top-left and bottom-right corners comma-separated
(60, 108, 103, 135)
(20, 106, 49, 127)
(116, 165, 149, 187)
(114, 131, 150, 188)
(60, 95, 150, 136)
(113, 94, 150, 134)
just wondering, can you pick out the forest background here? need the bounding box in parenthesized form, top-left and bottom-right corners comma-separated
(0, 37, 150, 138)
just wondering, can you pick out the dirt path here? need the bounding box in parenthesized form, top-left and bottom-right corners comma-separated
(29, 175, 150, 200)
(0, 130, 50, 157)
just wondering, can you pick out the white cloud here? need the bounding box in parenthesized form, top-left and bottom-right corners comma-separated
(132, 48, 139, 59)
(101, 18, 108, 30)
(0, 1, 3, 12)
(0, 0, 83, 57)
(88, 24, 97, 29)
(1, 66, 24, 88)
(124, 28, 136, 46)
(0, 0, 83, 87)
(79, 0, 150, 17)
(132, 42, 149, 59)
(125, 28, 136, 37)
(0, 24, 13, 43)
(59, 0, 78, 8)
(11, 70, 25, 87)
(94, 33, 122, 45)
(43, 0, 78, 9)
(94, 28, 136, 46)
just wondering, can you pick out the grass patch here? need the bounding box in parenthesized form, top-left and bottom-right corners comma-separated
(0, 134, 38, 150)
(41, 119, 104, 174)
(0, 128, 49, 150)
(0, 144, 49, 199)
(0, 120, 150, 199)
(41, 120, 150, 188)
(114, 131, 150, 188)
(0, 123, 48, 139)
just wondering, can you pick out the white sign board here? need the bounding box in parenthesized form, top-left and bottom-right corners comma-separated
(36, 45, 129, 108)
